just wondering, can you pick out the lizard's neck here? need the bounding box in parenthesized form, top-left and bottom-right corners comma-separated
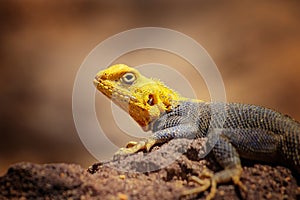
(112, 79, 185, 131)
(127, 81, 184, 131)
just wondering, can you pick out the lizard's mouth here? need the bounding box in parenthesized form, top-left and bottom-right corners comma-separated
(93, 78, 113, 98)
(93, 77, 110, 96)
(94, 77, 128, 101)
(93, 78, 100, 87)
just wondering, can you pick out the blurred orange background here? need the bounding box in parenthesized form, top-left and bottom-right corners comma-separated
(1, 1, 300, 175)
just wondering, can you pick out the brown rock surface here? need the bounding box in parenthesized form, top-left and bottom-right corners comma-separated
(0, 139, 299, 200)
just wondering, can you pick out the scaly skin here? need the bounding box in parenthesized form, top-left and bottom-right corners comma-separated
(94, 64, 300, 200)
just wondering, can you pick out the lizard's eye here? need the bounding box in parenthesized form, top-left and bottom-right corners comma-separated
(121, 72, 136, 85)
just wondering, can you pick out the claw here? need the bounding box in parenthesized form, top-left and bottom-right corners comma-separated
(125, 141, 138, 148)
(181, 169, 214, 199)
(182, 177, 211, 196)
(114, 138, 157, 158)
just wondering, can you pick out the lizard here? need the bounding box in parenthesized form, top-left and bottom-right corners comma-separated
(93, 64, 300, 200)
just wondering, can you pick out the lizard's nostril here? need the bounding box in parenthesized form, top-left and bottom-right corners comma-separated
(95, 74, 104, 80)
(95, 73, 107, 80)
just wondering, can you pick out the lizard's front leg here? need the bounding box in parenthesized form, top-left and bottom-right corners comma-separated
(114, 123, 199, 157)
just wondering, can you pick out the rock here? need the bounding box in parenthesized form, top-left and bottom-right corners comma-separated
(0, 139, 299, 199)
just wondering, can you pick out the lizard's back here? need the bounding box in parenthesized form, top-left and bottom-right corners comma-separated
(155, 101, 300, 173)
(221, 103, 300, 173)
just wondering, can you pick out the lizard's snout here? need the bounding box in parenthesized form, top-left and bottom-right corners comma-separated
(93, 76, 100, 87)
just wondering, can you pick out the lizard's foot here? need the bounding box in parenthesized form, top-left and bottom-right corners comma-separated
(114, 138, 157, 158)
(232, 173, 247, 192)
(181, 169, 216, 200)
(182, 167, 247, 200)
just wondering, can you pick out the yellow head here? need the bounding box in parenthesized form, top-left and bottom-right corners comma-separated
(94, 64, 182, 131)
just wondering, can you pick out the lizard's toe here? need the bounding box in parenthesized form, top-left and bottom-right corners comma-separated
(232, 174, 247, 192)
(113, 141, 147, 159)
(145, 138, 157, 151)
(113, 138, 158, 160)
(181, 169, 217, 200)
(125, 141, 138, 148)
(182, 176, 211, 194)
